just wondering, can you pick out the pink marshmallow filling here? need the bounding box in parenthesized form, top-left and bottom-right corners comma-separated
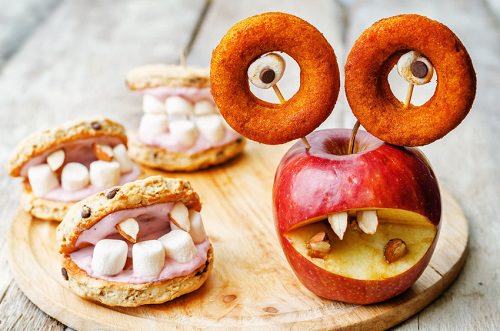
(71, 203, 209, 283)
(21, 137, 141, 202)
(139, 86, 212, 103)
(136, 129, 241, 154)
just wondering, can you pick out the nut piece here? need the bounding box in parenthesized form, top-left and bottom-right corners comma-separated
(46, 149, 65, 171)
(328, 212, 348, 240)
(306, 231, 331, 259)
(357, 210, 378, 234)
(93, 143, 114, 161)
(115, 218, 139, 243)
(168, 202, 190, 232)
(384, 238, 408, 264)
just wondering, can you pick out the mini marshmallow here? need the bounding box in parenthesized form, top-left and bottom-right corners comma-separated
(194, 100, 215, 116)
(91, 239, 128, 276)
(139, 113, 168, 137)
(397, 51, 434, 85)
(189, 210, 206, 244)
(132, 240, 165, 277)
(165, 96, 193, 117)
(112, 144, 134, 174)
(142, 95, 165, 114)
(169, 120, 198, 148)
(248, 52, 286, 89)
(159, 230, 198, 263)
(196, 114, 225, 144)
(89, 160, 121, 189)
(27, 164, 59, 197)
(61, 162, 90, 191)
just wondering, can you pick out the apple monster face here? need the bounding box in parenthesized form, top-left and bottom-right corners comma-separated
(273, 129, 441, 304)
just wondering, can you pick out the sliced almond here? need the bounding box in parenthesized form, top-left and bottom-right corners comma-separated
(309, 231, 327, 243)
(357, 210, 378, 234)
(328, 212, 348, 240)
(306, 231, 331, 259)
(93, 143, 114, 161)
(115, 218, 139, 243)
(168, 202, 190, 232)
(46, 149, 65, 171)
(384, 238, 408, 264)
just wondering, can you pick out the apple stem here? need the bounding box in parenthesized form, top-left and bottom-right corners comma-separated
(272, 84, 311, 149)
(403, 82, 414, 108)
(348, 120, 361, 155)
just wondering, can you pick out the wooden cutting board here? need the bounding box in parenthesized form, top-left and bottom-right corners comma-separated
(7, 142, 468, 330)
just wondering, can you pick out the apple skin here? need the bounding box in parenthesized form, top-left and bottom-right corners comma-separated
(273, 129, 441, 304)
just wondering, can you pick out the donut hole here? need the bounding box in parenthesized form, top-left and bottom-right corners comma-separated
(249, 52, 300, 104)
(388, 65, 437, 106)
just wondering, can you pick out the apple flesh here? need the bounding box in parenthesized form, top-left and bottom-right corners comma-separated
(273, 129, 441, 304)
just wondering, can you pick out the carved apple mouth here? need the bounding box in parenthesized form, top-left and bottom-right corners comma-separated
(285, 208, 437, 280)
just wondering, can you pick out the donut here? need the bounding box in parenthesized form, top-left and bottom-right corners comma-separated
(345, 14, 476, 146)
(211, 12, 340, 145)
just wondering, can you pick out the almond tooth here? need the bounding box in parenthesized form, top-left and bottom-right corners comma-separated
(357, 210, 378, 234)
(115, 218, 139, 243)
(328, 212, 348, 240)
(46, 149, 65, 171)
(384, 238, 408, 263)
(168, 202, 190, 232)
(309, 241, 331, 253)
(309, 231, 327, 243)
(93, 143, 114, 161)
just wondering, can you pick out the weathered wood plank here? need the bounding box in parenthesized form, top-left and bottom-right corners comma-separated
(188, 0, 348, 129)
(0, 0, 207, 329)
(0, 0, 61, 68)
(343, 0, 500, 329)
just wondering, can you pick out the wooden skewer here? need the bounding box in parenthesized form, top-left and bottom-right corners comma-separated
(403, 82, 414, 108)
(348, 120, 361, 155)
(271, 84, 311, 149)
(179, 49, 187, 68)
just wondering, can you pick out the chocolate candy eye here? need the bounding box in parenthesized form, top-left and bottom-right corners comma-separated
(247, 53, 286, 89)
(397, 51, 434, 85)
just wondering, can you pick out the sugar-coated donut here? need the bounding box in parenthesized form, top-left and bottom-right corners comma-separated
(211, 12, 340, 145)
(345, 14, 476, 146)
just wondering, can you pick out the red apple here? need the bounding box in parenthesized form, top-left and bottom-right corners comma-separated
(273, 129, 441, 304)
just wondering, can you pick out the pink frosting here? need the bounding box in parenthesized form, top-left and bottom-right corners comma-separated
(20, 137, 123, 177)
(71, 203, 209, 283)
(44, 165, 141, 202)
(21, 137, 141, 202)
(136, 129, 241, 154)
(139, 87, 212, 103)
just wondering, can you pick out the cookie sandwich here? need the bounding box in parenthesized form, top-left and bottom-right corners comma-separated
(8, 118, 141, 221)
(57, 176, 212, 307)
(126, 64, 245, 171)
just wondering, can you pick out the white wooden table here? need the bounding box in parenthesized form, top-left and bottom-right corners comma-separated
(0, 0, 498, 329)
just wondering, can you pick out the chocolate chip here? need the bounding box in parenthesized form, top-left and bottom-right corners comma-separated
(106, 188, 119, 199)
(236, 137, 243, 144)
(153, 153, 158, 159)
(81, 205, 91, 218)
(90, 121, 102, 130)
(216, 150, 224, 157)
(61, 267, 68, 281)
(260, 69, 276, 84)
(411, 61, 428, 79)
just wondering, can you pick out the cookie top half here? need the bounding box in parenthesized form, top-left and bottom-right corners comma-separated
(126, 64, 210, 90)
(8, 117, 127, 177)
